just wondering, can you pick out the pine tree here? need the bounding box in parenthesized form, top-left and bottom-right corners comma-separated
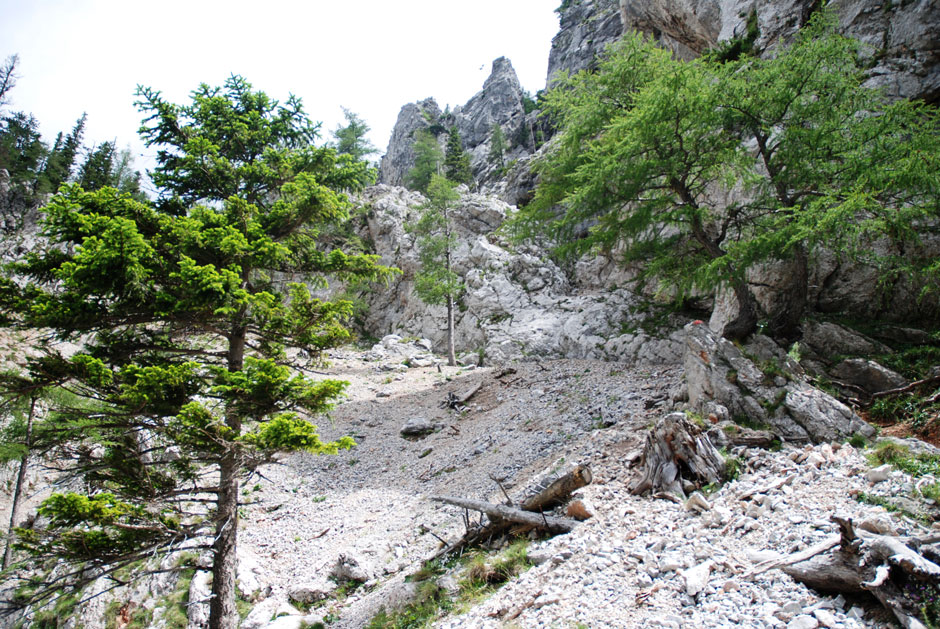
(405, 128, 443, 194)
(77, 140, 117, 191)
(0, 75, 392, 628)
(332, 108, 377, 162)
(0, 111, 46, 188)
(37, 113, 86, 193)
(443, 126, 472, 185)
(0, 54, 18, 110)
(406, 174, 463, 366)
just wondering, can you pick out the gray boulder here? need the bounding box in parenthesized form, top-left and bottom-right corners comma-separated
(400, 417, 435, 438)
(829, 358, 907, 394)
(332, 551, 373, 583)
(684, 322, 874, 442)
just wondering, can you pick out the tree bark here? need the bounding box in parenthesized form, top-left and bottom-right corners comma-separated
(3, 396, 35, 569)
(722, 277, 760, 341)
(209, 327, 245, 629)
(767, 243, 808, 341)
(446, 294, 456, 367)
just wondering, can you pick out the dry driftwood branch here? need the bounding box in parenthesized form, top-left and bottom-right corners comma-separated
(630, 413, 726, 497)
(520, 464, 592, 513)
(752, 515, 940, 629)
(430, 495, 578, 534)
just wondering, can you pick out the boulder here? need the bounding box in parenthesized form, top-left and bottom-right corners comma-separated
(800, 321, 891, 359)
(400, 417, 435, 438)
(288, 579, 334, 604)
(829, 358, 907, 394)
(685, 322, 874, 442)
(187, 570, 212, 628)
(331, 551, 372, 583)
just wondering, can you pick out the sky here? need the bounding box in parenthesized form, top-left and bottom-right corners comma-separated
(0, 0, 560, 190)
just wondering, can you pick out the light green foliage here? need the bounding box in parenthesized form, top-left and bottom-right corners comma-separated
(444, 127, 472, 185)
(332, 107, 378, 170)
(405, 129, 443, 193)
(867, 441, 940, 478)
(0, 75, 393, 621)
(514, 13, 939, 339)
(407, 175, 464, 308)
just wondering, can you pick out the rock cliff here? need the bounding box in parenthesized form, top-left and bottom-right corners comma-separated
(378, 58, 535, 195)
(617, 0, 939, 102)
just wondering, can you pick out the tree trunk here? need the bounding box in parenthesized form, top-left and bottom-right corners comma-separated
(208, 453, 239, 629)
(520, 465, 592, 512)
(209, 328, 245, 629)
(3, 396, 35, 569)
(722, 277, 760, 341)
(767, 243, 808, 341)
(446, 294, 456, 367)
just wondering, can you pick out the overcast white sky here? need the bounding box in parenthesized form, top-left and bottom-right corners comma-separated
(0, 0, 560, 188)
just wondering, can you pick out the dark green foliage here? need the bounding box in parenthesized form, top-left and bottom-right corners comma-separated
(76, 141, 144, 197)
(405, 129, 443, 194)
(36, 113, 85, 193)
(0, 75, 392, 624)
(513, 13, 940, 339)
(443, 127, 472, 186)
(0, 112, 45, 187)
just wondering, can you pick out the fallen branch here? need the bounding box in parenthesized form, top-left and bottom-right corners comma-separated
(430, 495, 578, 534)
(520, 464, 592, 513)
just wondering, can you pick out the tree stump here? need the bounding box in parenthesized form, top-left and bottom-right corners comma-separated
(629, 412, 727, 497)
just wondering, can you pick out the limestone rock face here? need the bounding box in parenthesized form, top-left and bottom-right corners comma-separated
(684, 322, 874, 442)
(378, 98, 442, 188)
(354, 184, 686, 365)
(378, 59, 534, 195)
(616, 0, 939, 102)
(547, 0, 625, 83)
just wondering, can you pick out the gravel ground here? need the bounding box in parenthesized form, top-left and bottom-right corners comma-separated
(234, 338, 938, 629)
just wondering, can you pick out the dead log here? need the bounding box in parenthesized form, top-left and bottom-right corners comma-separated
(630, 412, 726, 497)
(430, 495, 578, 534)
(752, 515, 940, 629)
(520, 464, 592, 513)
(441, 381, 483, 411)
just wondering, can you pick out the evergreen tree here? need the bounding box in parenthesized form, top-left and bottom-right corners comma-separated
(406, 174, 463, 366)
(37, 113, 86, 193)
(515, 14, 939, 340)
(332, 107, 377, 162)
(405, 128, 443, 193)
(0, 111, 46, 188)
(488, 123, 507, 168)
(0, 75, 391, 628)
(443, 126, 472, 185)
(77, 140, 117, 191)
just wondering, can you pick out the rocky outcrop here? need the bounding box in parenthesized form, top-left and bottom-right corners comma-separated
(547, 0, 625, 83)
(377, 99, 442, 188)
(378, 59, 535, 194)
(354, 184, 685, 365)
(684, 322, 875, 442)
(617, 0, 940, 102)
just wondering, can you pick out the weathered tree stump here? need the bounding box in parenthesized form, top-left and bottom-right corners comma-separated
(629, 412, 727, 497)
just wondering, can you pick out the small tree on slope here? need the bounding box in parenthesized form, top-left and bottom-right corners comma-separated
(0, 75, 390, 628)
(407, 174, 463, 366)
